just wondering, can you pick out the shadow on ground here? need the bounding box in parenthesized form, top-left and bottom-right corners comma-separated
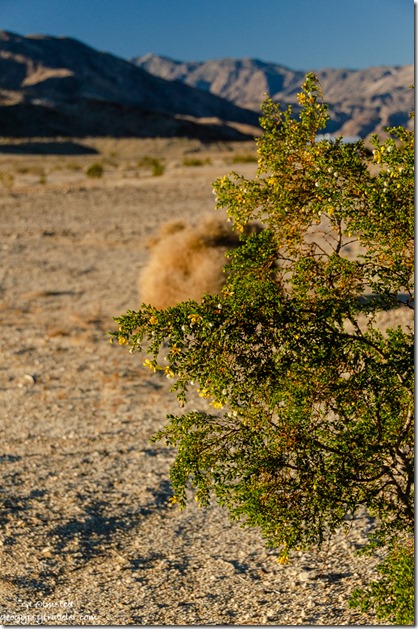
(0, 141, 98, 155)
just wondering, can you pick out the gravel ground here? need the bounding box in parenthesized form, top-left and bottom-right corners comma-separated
(1, 146, 409, 625)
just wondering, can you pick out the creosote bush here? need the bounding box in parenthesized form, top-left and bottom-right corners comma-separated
(112, 74, 414, 623)
(349, 535, 414, 624)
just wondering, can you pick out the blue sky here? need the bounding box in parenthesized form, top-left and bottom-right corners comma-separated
(0, 0, 414, 69)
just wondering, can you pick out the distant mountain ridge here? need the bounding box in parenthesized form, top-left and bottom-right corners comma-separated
(0, 31, 259, 140)
(0, 31, 413, 141)
(133, 54, 414, 139)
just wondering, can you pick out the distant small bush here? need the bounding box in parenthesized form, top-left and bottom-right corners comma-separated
(0, 171, 15, 189)
(86, 162, 104, 178)
(183, 157, 212, 167)
(65, 161, 82, 171)
(231, 153, 258, 164)
(15, 165, 45, 177)
(102, 156, 118, 168)
(15, 166, 30, 174)
(137, 156, 165, 176)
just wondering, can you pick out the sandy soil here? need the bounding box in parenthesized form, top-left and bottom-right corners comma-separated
(0, 138, 411, 625)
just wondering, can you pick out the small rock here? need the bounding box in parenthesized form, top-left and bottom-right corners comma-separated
(23, 373, 37, 384)
(41, 546, 53, 556)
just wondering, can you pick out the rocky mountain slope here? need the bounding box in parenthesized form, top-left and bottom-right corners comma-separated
(0, 31, 259, 140)
(133, 54, 414, 139)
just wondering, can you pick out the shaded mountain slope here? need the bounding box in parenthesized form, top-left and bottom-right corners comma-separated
(0, 31, 259, 140)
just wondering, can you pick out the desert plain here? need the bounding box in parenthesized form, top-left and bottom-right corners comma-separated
(0, 136, 412, 625)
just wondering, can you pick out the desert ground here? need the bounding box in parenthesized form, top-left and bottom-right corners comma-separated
(0, 136, 411, 626)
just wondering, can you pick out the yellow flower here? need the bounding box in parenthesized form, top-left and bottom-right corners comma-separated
(148, 315, 158, 325)
(118, 335, 129, 345)
(143, 358, 157, 372)
(164, 366, 175, 378)
(170, 345, 181, 355)
(210, 400, 225, 409)
(198, 388, 211, 399)
(188, 313, 202, 325)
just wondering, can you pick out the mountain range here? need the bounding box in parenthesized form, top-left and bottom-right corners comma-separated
(133, 54, 414, 139)
(0, 31, 259, 141)
(0, 31, 413, 141)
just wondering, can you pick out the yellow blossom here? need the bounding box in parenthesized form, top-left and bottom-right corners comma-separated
(210, 400, 225, 409)
(118, 335, 129, 345)
(188, 313, 202, 325)
(148, 315, 158, 325)
(164, 366, 175, 378)
(143, 358, 157, 372)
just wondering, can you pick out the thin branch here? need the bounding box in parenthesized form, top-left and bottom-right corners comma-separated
(396, 407, 414, 447)
(335, 220, 343, 255)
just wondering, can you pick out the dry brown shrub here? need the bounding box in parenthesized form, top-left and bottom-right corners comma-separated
(139, 214, 261, 308)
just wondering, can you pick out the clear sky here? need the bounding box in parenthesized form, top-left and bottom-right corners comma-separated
(0, 0, 414, 70)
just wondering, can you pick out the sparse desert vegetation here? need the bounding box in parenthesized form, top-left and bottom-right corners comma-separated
(0, 137, 256, 191)
(137, 155, 165, 176)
